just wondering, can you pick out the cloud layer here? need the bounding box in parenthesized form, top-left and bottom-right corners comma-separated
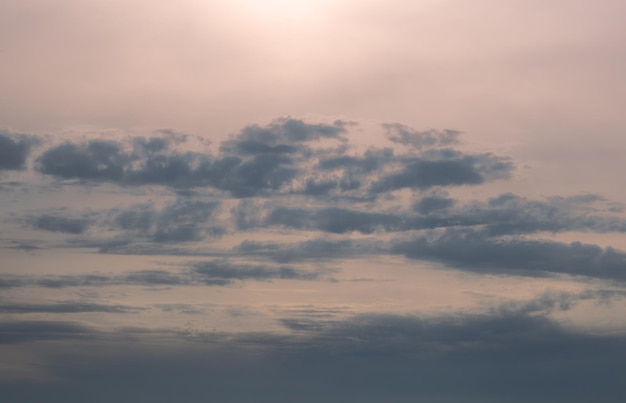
(2, 118, 626, 402)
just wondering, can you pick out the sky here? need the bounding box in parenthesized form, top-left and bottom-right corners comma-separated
(1, 0, 626, 401)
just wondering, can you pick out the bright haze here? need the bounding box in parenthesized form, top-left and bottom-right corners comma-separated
(1, 1, 626, 402)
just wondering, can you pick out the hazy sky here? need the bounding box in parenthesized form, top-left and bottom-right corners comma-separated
(1, 1, 626, 401)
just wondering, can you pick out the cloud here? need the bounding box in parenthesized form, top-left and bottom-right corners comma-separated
(235, 238, 368, 263)
(3, 300, 626, 402)
(191, 260, 323, 283)
(412, 192, 626, 236)
(30, 119, 517, 202)
(264, 207, 404, 234)
(392, 228, 626, 281)
(0, 131, 39, 171)
(413, 195, 456, 214)
(34, 119, 349, 197)
(28, 214, 92, 234)
(109, 199, 223, 243)
(37, 140, 128, 181)
(0, 260, 328, 290)
(8, 118, 626, 288)
(235, 191, 626, 237)
(383, 123, 460, 149)
(370, 151, 513, 193)
(0, 320, 94, 344)
(220, 118, 347, 154)
(0, 302, 143, 314)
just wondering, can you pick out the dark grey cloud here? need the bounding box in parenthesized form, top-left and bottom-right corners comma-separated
(0, 320, 94, 344)
(33, 119, 346, 197)
(211, 154, 299, 198)
(406, 192, 626, 236)
(29, 214, 92, 234)
(413, 195, 456, 214)
(0, 259, 327, 290)
(392, 228, 626, 281)
(0, 272, 182, 289)
(2, 240, 42, 252)
(31, 119, 515, 201)
(474, 193, 626, 235)
(110, 199, 222, 243)
(0, 302, 143, 314)
(265, 207, 404, 234)
(371, 151, 513, 193)
(191, 260, 323, 283)
(3, 301, 626, 402)
(37, 140, 129, 181)
(0, 131, 39, 171)
(244, 192, 626, 237)
(317, 148, 395, 173)
(122, 270, 187, 286)
(220, 118, 346, 154)
(235, 238, 368, 263)
(384, 123, 460, 149)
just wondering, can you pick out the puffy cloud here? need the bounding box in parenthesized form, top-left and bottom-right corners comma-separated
(384, 123, 460, 149)
(0, 131, 39, 171)
(370, 152, 513, 193)
(28, 215, 92, 234)
(413, 195, 456, 214)
(392, 228, 626, 281)
(110, 199, 223, 243)
(31, 119, 515, 200)
(37, 140, 128, 181)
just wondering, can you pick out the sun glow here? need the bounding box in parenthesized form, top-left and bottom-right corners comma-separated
(230, 0, 331, 20)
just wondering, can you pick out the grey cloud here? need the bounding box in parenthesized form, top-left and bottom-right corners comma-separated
(2, 240, 42, 252)
(265, 207, 404, 234)
(156, 304, 203, 315)
(132, 136, 172, 154)
(191, 260, 323, 283)
(371, 152, 513, 192)
(4, 304, 626, 402)
(124, 152, 213, 188)
(32, 119, 515, 200)
(213, 154, 298, 198)
(29, 214, 92, 234)
(384, 123, 460, 149)
(221, 118, 346, 153)
(34, 275, 111, 288)
(495, 289, 626, 316)
(259, 192, 626, 236)
(460, 193, 626, 236)
(111, 199, 222, 243)
(317, 148, 395, 173)
(0, 277, 27, 288)
(0, 302, 142, 314)
(235, 238, 369, 263)
(279, 318, 331, 332)
(0, 132, 39, 171)
(301, 179, 339, 196)
(0, 271, 185, 289)
(392, 228, 626, 281)
(231, 199, 264, 230)
(122, 270, 187, 286)
(37, 140, 128, 181)
(414, 195, 456, 214)
(0, 320, 94, 344)
(34, 119, 347, 197)
(224, 140, 298, 156)
(0, 261, 325, 290)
